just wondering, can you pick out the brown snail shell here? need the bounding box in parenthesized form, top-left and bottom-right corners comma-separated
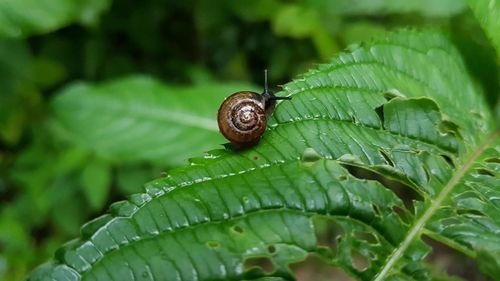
(217, 70, 291, 149)
(217, 91, 268, 148)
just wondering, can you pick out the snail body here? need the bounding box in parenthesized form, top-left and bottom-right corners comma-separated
(217, 70, 290, 148)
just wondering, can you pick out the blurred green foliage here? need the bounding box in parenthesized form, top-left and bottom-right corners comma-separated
(0, 0, 111, 38)
(0, 0, 498, 280)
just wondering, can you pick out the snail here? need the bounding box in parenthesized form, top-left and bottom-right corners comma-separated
(217, 70, 291, 149)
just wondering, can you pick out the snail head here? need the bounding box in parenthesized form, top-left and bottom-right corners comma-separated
(261, 69, 291, 115)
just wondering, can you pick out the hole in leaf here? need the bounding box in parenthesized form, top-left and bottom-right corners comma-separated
(476, 168, 495, 177)
(351, 249, 369, 272)
(375, 105, 384, 124)
(267, 245, 276, 254)
(367, 251, 377, 260)
(423, 235, 490, 281)
(232, 225, 244, 234)
(485, 157, 500, 163)
(244, 257, 275, 274)
(371, 204, 382, 217)
(379, 149, 394, 166)
(392, 205, 411, 224)
(440, 154, 455, 168)
(438, 120, 460, 135)
(354, 231, 379, 244)
(313, 216, 342, 250)
(336, 236, 343, 244)
(342, 164, 422, 211)
(206, 240, 220, 249)
(291, 254, 355, 281)
(456, 209, 485, 217)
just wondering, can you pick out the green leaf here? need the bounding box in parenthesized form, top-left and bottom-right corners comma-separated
(0, 0, 111, 38)
(226, 0, 282, 22)
(466, 0, 500, 57)
(271, 4, 340, 59)
(308, 0, 468, 17)
(272, 4, 320, 39)
(0, 38, 38, 144)
(30, 29, 498, 280)
(80, 159, 111, 211)
(52, 76, 256, 166)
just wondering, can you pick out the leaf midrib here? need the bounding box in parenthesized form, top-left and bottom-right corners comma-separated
(373, 129, 499, 281)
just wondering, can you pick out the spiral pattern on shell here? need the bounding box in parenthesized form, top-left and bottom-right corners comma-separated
(217, 91, 267, 147)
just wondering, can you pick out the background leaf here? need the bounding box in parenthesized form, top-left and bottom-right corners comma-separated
(307, 0, 467, 17)
(0, 39, 38, 145)
(466, 0, 500, 57)
(52, 76, 257, 166)
(0, 0, 111, 38)
(80, 159, 111, 211)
